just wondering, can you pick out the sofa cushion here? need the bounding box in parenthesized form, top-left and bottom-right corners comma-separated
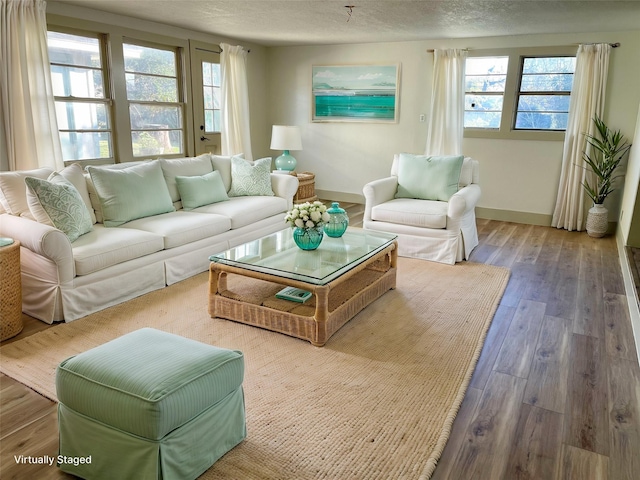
(176, 171, 229, 210)
(0, 167, 54, 218)
(25, 174, 93, 243)
(395, 154, 464, 202)
(72, 225, 165, 276)
(56, 163, 97, 224)
(371, 198, 448, 229)
(211, 154, 243, 192)
(87, 160, 175, 227)
(121, 211, 231, 249)
(193, 196, 287, 229)
(160, 154, 213, 205)
(228, 157, 274, 197)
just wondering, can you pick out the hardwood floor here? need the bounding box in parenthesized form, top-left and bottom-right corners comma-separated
(1, 207, 639, 479)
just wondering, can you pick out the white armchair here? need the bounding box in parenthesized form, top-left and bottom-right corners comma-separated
(363, 155, 480, 264)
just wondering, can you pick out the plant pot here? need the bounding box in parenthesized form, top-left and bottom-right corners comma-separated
(586, 204, 608, 238)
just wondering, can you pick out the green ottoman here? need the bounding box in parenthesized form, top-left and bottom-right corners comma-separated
(55, 328, 246, 480)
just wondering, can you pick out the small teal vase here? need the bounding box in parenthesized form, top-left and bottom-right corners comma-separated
(292, 226, 324, 250)
(323, 202, 349, 238)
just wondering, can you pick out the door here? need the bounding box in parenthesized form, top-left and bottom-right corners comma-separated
(191, 46, 222, 155)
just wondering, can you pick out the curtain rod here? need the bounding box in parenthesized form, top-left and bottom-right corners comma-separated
(427, 42, 620, 53)
(195, 47, 252, 54)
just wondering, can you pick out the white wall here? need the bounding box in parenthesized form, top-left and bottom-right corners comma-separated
(619, 101, 640, 246)
(266, 30, 640, 221)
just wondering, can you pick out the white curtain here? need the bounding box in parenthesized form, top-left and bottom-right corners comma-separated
(552, 44, 611, 231)
(425, 48, 467, 156)
(0, 0, 63, 171)
(220, 43, 253, 160)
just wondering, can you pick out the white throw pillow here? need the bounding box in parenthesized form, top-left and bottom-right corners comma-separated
(0, 167, 54, 218)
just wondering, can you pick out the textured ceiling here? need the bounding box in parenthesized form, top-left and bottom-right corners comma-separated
(48, 0, 640, 46)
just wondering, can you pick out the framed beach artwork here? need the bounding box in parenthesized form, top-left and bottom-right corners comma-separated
(312, 64, 400, 123)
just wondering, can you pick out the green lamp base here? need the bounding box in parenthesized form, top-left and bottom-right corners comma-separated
(274, 150, 297, 171)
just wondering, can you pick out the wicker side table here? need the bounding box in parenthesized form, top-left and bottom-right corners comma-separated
(293, 171, 318, 203)
(0, 239, 23, 341)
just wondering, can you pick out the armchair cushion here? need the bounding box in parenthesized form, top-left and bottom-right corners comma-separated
(394, 153, 464, 201)
(371, 198, 447, 229)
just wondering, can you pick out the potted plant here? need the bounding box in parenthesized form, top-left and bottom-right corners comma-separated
(582, 115, 631, 237)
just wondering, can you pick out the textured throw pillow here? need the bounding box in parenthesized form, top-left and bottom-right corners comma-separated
(395, 154, 464, 201)
(175, 171, 229, 210)
(228, 156, 274, 197)
(86, 160, 175, 227)
(24, 174, 93, 242)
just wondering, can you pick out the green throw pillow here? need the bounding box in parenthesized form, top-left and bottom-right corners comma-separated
(86, 161, 175, 227)
(175, 171, 229, 210)
(228, 157, 274, 197)
(395, 153, 464, 201)
(24, 174, 93, 242)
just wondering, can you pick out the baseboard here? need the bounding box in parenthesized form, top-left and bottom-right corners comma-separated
(475, 207, 552, 226)
(616, 228, 640, 365)
(316, 190, 365, 204)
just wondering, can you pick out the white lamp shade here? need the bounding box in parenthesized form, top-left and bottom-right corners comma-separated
(270, 125, 302, 151)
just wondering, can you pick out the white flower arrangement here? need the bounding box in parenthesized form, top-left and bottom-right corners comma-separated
(285, 201, 330, 229)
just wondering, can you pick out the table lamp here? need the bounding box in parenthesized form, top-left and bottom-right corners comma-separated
(271, 125, 302, 171)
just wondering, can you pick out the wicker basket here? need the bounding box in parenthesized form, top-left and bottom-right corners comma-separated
(0, 240, 23, 341)
(294, 172, 318, 203)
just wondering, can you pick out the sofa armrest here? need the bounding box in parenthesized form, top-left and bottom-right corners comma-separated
(271, 173, 299, 210)
(362, 176, 398, 221)
(0, 214, 75, 282)
(448, 184, 481, 219)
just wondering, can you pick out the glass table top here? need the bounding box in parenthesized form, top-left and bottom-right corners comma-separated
(210, 227, 397, 285)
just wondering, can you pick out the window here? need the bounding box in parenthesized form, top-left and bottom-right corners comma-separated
(47, 31, 113, 162)
(202, 61, 221, 133)
(464, 48, 577, 139)
(514, 56, 576, 130)
(123, 42, 184, 157)
(464, 57, 509, 129)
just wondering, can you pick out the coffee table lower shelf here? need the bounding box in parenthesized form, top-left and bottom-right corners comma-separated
(208, 242, 397, 346)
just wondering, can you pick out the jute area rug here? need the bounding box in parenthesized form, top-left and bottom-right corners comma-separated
(0, 258, 509, 480)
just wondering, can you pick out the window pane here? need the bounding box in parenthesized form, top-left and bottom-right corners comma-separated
(464, 111, 502, 129)
(125, 73, 178, 102)
(123, 44, 176, 76)
(55, 102, 109, 130)
(517, 95, 571, 113)
(520, 73, 574, 92)
(523, 57, 576, 74)
(129, 104, 182, 130)
(60, 132, 111, 161)
(47, 32, 101, 68)
(465, 75, 507, 92)
(51, 65, 104, 98)
(465, 94, 503, 111)
(132, 130, 183, 156)
(203, 62, 221, 87)
(515, 112, 569, 130)
(466, 57, 509, 75)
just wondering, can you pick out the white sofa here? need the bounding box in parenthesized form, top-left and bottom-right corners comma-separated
(362, 154, 480, 264)
(0, 154, 298, 323)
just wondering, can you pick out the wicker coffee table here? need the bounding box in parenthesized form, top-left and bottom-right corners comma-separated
(209, 227, 397, 346)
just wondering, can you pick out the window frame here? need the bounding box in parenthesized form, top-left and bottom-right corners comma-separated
(47, 13, 197, 164)
(122, 38, 187, 159)
(47, 27, 115, 165)
(464, 46, 577, 141)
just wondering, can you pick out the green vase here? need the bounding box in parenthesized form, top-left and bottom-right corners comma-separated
(323, 202, 349, 238)
(292, 226, 324, 250)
